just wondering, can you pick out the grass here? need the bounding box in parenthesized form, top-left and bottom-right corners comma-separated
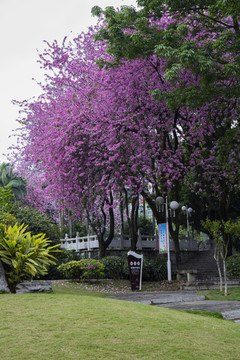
(179, 310, 224, 319)
(0, 281, 240, 359)
(199, 286, 240, 301)
(52, 279, 183, 296)
(51, 279, 132, 296)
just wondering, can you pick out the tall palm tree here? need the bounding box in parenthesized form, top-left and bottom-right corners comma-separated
(0, 163, 27, 201)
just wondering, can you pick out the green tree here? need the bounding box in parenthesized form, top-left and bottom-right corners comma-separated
(202, 218, 240, 296)
(123, 216, 154, 235)
(11, 202, 60, 244)
(92, 0, 240, 107)
(0, 187, 60, 245)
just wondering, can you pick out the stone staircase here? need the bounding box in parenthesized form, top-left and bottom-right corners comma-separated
(176, 250, 222, 280)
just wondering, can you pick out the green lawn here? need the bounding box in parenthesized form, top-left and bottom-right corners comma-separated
(51, 279, 183, 296)
(199, 286, 240, 301)
(0, 281, 239, 360)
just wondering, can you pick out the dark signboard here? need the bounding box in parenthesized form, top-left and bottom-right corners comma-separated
(127, 251, 143, 291)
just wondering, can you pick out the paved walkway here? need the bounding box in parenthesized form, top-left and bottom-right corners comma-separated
(107, 291, 240, 323)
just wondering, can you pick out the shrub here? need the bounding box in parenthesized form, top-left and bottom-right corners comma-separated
(58, 254, 167, 282)
(142, 257, 167, 281)
(79, 259, 104, 280)
(58, 260, 82, 279)
(142, 258, 153, 281)
(0, 212, 16, 227)
(43, 250, 89, 280)
(0, 223, 59, 292)
(152, 257, 167, 281)
(122, 257, 130, 279)
(106, 255, 167, 282)
(40, 249, 81, 280)
(0, 185, 14, 214)
(45, 250, 83, 280)
(58, 259, 104, 280)
(101, 256, 124, 279)
(226, 254, 240, 278)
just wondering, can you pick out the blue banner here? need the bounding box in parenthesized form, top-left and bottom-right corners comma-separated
(158, 223, 167, 254)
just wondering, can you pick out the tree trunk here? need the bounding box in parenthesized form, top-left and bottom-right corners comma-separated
(129, 229, 138, 251)
(124, 189, 139, 251)
(214, 247, 223, 292)
(98, 196, 115, 259)
(98, 234, 107, 259)
(223, 259, 228, 296)
(131, 196, 139, 250)
(87, 191, 115, 259)
(120, 197, 124, 234)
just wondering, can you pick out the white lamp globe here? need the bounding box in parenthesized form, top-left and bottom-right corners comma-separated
(170, 201, 179, 210)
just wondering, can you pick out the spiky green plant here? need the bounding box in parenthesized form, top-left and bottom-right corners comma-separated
(0, 223, 60, 292)
(0, 163, 27, 201)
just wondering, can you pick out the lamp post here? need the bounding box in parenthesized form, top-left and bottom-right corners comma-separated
(156, 196, 179, 281)
(181, 206, 193, 239)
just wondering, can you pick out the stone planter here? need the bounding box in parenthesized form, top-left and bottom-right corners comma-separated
(16, 281, 53, 293)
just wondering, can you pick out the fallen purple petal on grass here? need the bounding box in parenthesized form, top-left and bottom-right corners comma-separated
(51, 279, 182, 294)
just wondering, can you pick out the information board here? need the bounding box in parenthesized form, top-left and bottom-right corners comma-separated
(127, 251, 143, 291)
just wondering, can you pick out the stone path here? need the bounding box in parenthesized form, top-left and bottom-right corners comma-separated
(107, 290, 240, 323)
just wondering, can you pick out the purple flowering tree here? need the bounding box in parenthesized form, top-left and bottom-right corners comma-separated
(13, 15, 240, 258)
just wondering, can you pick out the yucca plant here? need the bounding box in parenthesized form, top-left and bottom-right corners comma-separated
(0, 223, 60, 292)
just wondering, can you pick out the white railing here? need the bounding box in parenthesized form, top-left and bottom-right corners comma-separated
(60, 231, 158, 252)
(60, 231, 201, 252)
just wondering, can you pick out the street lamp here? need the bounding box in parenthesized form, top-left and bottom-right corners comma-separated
(181, 206, 193, 239)
(156, 196, 179, 281)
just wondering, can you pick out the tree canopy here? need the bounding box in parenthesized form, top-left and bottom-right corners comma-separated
(13, 5, 240, 255)
(92, 0, 240, 107)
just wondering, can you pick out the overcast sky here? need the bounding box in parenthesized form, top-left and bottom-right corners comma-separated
(0, 0, 137, 163)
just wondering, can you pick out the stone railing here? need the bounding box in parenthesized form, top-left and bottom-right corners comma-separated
(60, 231, 204, 252)
(60, 232, 157, 252)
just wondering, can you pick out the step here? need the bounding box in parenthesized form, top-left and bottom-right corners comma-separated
(150, 294, 206, 305)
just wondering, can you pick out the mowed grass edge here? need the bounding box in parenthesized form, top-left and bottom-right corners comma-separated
(0, 289, 239, 360)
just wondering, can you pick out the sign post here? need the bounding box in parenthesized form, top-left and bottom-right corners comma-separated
(127, 251, 143, 291)
(156, 196, 179, 281)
